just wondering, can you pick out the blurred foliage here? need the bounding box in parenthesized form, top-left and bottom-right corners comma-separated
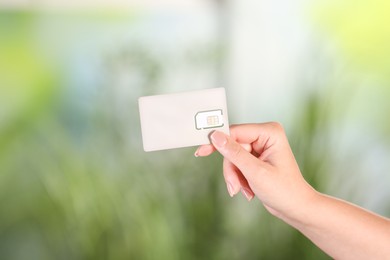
(0, 12, 58, 155)
(3, 2, 389, 259)
(0, 10, 332, 259)
(313, 0, 390, 143)
(314, 0, 390, 81)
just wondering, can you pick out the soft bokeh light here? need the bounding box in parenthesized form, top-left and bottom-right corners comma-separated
(315, 0, 390, 80)
(1, 0, 389, 259)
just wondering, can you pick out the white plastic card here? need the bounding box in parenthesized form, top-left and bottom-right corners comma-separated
(138, 88, 230, 152)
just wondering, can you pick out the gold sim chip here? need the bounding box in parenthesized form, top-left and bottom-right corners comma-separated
(195, 110, 224, 130)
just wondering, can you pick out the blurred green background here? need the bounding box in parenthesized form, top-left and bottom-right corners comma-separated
(1, 1, 390, 259)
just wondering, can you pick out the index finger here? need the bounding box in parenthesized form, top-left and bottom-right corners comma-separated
(194, 143, 215, 157)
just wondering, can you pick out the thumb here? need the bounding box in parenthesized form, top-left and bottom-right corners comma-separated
(210, 131, 264, 181)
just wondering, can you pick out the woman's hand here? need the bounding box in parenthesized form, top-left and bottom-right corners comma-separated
(195, 122, 316, 221)
(196, 123, 390, 260)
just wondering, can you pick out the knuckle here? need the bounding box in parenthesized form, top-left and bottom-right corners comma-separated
(227, 142, 243, 159)
(268, 121, 284, 132)
(229, 124, 241, 136)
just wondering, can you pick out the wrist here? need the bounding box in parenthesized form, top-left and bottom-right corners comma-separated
(278, 185, 323, 229)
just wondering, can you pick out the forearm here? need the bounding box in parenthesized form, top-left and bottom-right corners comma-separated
(286, 192, 390, 259)
(201, 126, 390, 258)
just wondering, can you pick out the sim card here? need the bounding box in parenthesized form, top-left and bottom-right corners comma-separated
(138, 88, 230, 152)
(195, 110, 224, 130)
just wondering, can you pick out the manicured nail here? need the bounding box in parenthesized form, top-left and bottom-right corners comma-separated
(227, 182, 235, 197)
(210, 131, 227, 148)
(241, 188, 254, 201)
(194, 147, 201, 157)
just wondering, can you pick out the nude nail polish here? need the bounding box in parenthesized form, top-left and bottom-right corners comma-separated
(241, 188, 254, 201)
(210, 131, 227, 148)
(227, 182, 235, 197)
(194, 147, 201, 157)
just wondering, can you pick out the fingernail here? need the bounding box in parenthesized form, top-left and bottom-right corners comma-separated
(227, 182, 235, 197)
(194, 147, 201, 157)
(241, 188, 254, 201)
(210, 131, 227, 148)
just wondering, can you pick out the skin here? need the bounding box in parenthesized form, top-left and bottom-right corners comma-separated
(195, 122, 390, 260)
